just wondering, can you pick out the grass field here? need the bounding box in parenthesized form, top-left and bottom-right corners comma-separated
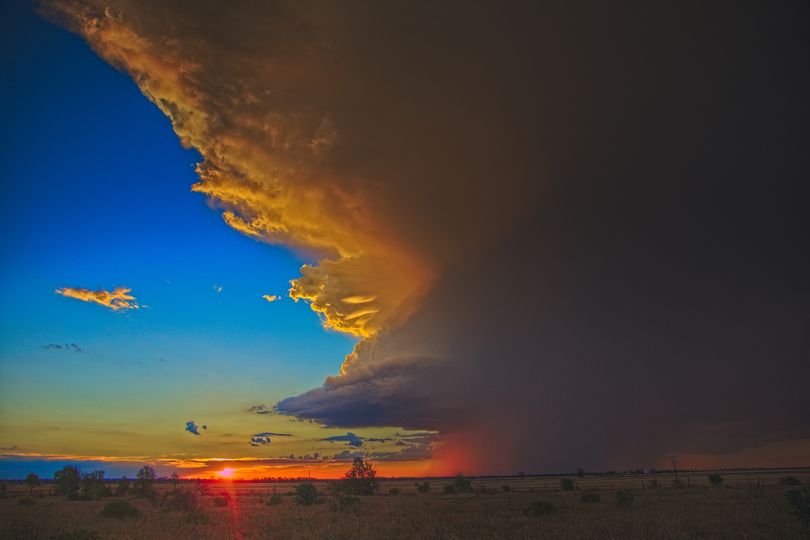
(1, 470, 808, 539)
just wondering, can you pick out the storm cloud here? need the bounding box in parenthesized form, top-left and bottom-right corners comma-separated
(44, 1, 810, 472)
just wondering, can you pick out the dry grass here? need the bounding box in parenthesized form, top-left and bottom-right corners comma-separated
(1, 470, 808, 539)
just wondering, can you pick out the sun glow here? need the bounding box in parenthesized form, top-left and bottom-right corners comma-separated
(217, 467, 235, 479)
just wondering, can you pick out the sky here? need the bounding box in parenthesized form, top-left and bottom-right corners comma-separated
(1, 0, 809, 479)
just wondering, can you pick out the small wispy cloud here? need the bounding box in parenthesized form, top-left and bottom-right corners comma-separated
(42, 343, 83, 352)
(185, 420, 207, 436)
(55, 287, 138, 311)
(320, 432, 364, 447)
(262, 294, 279, 303)
(248, 404, 272, 415)
(213, 285, 223, 294)
(249, 431, 292, 446)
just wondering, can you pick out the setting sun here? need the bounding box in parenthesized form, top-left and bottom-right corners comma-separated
(217, 467, 235, 479)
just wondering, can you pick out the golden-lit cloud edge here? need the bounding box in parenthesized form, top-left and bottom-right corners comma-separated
(55, 286, 139, 311)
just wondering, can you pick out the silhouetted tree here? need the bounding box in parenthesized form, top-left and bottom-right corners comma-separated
(115, 476, 131, 496)
(170, 472, 180, 493)
(25, 473, 40, 495)
(343, 457, 378, 495)
(135, 465, 156, 498)
(54, 465, 80, 497)
(81, 470, 110, 499)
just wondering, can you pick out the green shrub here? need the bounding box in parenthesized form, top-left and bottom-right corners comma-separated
(785, 486, 810, 523)
(163, 488, 198, 512)
(267, 494, 283, 506)
(100, 500, 140, 519)
(560, 478, 575, 491)
(294, 483, 318, 506)
(616, 490, 634, 507)
(525, 500, 557, 516)
(183, 510, 210, 525)
(54, 466, 81, 497)
(780, 476, 802, 486)
(444, 473, 473, 494)
(342, 457, 378, 495)
(580, 493, 600, 503)
(415, 481, 430, 493)
(708, 473, 723, 486)
(326, 482, 358, 511)
(17, 497, 35, 506)
(212, 496, 229, 507)
(389, 487, 400, 495)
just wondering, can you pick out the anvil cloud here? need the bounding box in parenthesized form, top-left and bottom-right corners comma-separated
(43, 0, 810, 472)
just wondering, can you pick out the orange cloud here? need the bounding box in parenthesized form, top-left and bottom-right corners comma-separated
(55, 287, 139, 311)
(262, 294, 279, 303)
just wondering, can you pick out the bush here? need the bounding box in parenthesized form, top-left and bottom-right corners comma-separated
(478, 485, 498, 495)
(54, 529, 100, 540)
(25, 473, 40, 495)
(294, 483, 318, 506)
(115, 477, 131, 497)
(443, 473, 473, 494)
(785, 486, 810, 523)
(560, 478, 575, 491)
(212, 496, 229, 507)
(745, 478, 766, 499)
(100, 500, 140, 519)
(183, 510, 210, 525)
(502, 485, 511, 493)
(342, 457, 378, 495)
(163, 488, 198, 512)
(326, 482, 358, 511)
(525, 500, 557, 516)
(616, 490, 634, 507)
(672, 478, 685, 489)
(54, 466, 81, 497)
(708, 473, 723, 486)
(389, 487, 400, 495)
(415, 481, 430, 493)
(780, 476, 802, 486)
(135, 466, 156, 499)
(646, 479, 659, 489)
(81, 470, 111, 499)
(267, 494, 283, 506)
(581, 493, 600, 503)
(17, 497, 35, 506)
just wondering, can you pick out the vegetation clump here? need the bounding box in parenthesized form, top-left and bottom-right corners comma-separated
(135, 466, 156, 501)
(415, 481, 430, 493)
(100, 500, 140, 519)
(581, 493, 600, 503)
(525, 500, 557, 516)
(785, 486, 810, 523)
(443, 474, 473, 494)
(183, 510, 211, 525)
(780, 476, 802, 486)
(17, 497, 36, 506)
(54, 465, 81, 497)
(389, 487, 400, 495)
(502, 484, 511, 493)
(342, 457, 378, 495)
(212, 496, 229, 507)
(81, 470, 111, 499)
(616, 490, 634, 507)
(53, 529, 100, 540)
(162, 488, 198, 512)
(25, 473, 40, 495)
(708, 473, 723, 486)
(294, 483, 319, 506)
(267, 494, 283, 506)
(560, 478, 575, 491)
(327, 482, 358, 511)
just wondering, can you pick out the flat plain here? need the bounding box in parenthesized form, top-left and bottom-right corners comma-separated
(1, 470, 808, 539)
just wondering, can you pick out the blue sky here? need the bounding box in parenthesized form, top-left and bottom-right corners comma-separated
(0, 0, 370, 478)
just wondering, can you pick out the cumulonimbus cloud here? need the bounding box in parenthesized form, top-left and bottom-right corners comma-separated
(43, 1, 810, 472)
(55, 287, 139, 311)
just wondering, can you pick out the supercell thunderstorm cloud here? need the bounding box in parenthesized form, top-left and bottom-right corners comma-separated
(43, 1, 810, 472)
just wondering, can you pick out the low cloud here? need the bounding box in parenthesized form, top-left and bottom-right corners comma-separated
(43, 343, 82, 352)
(247, 404, 272, 415)
(185, 420, 207, 436)
(262, 294, 279, 303)
(249, 431, 292, 446)
(320, 432, 363, 447)
(55, 287, 138, 311)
